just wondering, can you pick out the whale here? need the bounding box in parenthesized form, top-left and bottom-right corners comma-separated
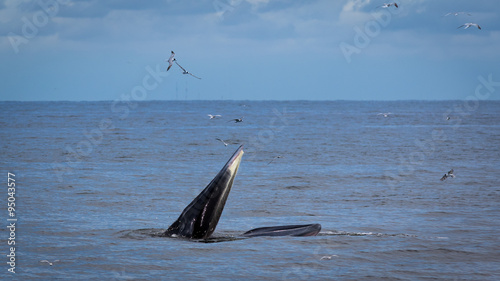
(163, 145, 321, 239)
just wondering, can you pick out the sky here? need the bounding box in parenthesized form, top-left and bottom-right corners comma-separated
(1, 0, 500, 101)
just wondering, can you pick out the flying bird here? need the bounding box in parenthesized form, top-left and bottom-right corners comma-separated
(444, 12, 471, 17)
(320, 255, 338, 260)
(457, 23, 481, 30)
(440, 169, 455, 181)
(208, 114, 222, 119)
(268, 155, 283, 165)
(229, 118, 243, 123)
(40, 260, 59, 266)
(216, 138, 229, 146)
(440, 174, 448, 181)
(378, 112, 392, 118)
(381, 2, 398, 8)
(175, 60, 201, 79)
(166, 51, 175, 71)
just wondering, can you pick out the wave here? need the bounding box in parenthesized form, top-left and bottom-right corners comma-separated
(318, 231, 417, 238)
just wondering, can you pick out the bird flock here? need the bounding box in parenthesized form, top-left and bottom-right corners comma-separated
(165, 51, 250, 151)
(378, 2, 482, 30)
(378, 2, 473, 181)
(163, 47, 460, 175)
(161, 2, 473, 174)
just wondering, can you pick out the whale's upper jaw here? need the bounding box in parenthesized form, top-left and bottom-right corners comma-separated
(163, 145, 244, 239)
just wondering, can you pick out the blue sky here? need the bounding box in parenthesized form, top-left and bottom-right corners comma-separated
(1, 0, 499, 101)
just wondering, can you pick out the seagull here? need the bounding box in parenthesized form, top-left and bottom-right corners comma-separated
(457, 23, 481, 30)
(447, 169, 455, 178)
(229, 117, 243, 123)
(320, 255, 338, 260)
(268, 155, 283, 165)
(440, 169, 455, 181)
(216, 138, 228, 146)
(175, 60, 201, 79)
(378, 112, 392, 118)
(444, 12, 471, 17)
(381, 2, 398, 8)
(208, 114, 222, 119)
(40, 260, 59, 266)
(166, 51, 175, 71)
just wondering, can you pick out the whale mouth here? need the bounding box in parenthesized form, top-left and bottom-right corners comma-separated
(162, 145, 322, 241)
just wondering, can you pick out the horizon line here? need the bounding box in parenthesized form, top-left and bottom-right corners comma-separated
(2, 99, 499, 102)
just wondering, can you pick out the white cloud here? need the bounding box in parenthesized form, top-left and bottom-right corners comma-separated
(0, 0, 24, 24)
(338, 0, 375, 26)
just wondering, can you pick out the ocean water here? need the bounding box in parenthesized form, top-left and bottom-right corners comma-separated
(1, 100, 499, 280)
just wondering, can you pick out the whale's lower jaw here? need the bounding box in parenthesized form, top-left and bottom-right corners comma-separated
(241, 224, 322, 237)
